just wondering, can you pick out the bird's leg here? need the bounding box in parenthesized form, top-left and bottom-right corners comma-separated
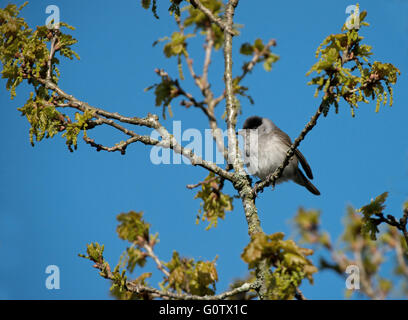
(252, 180, 263, 198)
(254, 173, 276, 196)
(265, 172, 278, 191)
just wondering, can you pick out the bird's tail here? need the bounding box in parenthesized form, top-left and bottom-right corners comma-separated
(295, 169, 321, 196)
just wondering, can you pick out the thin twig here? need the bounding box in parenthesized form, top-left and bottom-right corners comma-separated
(295, 288, 307, 300)
(154, 68, 214, 120)
(83, 136, 141, 155)
(190, 0, 238, 36)
(36, 78, 235, 182)
(177, 18, 229, 162)
(186, 177, 218, 189)
(94, 261, 257, 300)
(46, 29, 59, 80)
(202, 26, 214, 91)
(143, 243, 170, 278)
(236, 39, 277, 83)
(372, 209, 408, 251)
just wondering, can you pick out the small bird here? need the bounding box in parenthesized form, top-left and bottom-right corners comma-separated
(239, 116, 320, 196)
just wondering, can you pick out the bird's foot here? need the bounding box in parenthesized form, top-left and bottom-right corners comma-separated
(265, 173, 276, 191)
(252, 181, 263, 198)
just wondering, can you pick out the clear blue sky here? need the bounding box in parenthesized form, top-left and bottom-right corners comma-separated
(0, 0, 407, 299)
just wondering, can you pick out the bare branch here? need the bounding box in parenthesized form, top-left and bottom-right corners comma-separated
(186, 177, 218, 189)
(37, 78, 235, 182)
(154, 68, 214, 120)
(83, 135, 145, 154)
(176, 18, 229, 162)
(213, 92, 225, 107)
(185, 57, 204, 91)
(143, 243, 170, 278)
(295, 288, 307, 300)
(202, 26, 214, 89)
(223, 0, 241, 171)
(46, 30, 59, 80)
(222, 0, 273, 301)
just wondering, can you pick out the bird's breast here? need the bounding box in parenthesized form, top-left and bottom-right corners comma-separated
(244, 134, 297, 181)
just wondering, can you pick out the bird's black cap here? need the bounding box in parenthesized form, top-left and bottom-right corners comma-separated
(242, 116, 263, 130)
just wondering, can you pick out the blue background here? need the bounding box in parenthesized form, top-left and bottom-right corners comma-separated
(0, 0, 407, 299)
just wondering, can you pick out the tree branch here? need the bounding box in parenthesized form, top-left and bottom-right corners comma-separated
(186, 176, 218, 189)
(46, 30, 59, 80)
(252, 54, 387, 196)
(143, 243, 170, 278)
(295, 288, 307, 300)
(190, 0, 238, 36)
(253, 101, 324, 195)
(372, 208, 408, 250)
(224, 0, 241, 171)
(202, 26, 214, 89)
(236, 38, 277, 83)
(94, 261, 257, 300)
(154, 68, 214, 120)
(222, 0, 272, 300)
(176, 18, 229, 162)
(36, 78, 235, 182)
(83, 135, 143, 154)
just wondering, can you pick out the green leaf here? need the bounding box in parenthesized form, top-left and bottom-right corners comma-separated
(307, 6, 400, 116)
(358, 192, 388, 218)
(358, 192, 389, 240)
(239, 43, 253, 56)
(162, 251, 218, 296)
(242, 232, 317, 299)
(79, 242, 105, 264)
(116, 211, 151, 243)
(194, 173, 233, 230)
(141, 0, 151, 9)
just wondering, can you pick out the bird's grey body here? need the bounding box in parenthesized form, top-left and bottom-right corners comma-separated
(240, 116, 320, 195)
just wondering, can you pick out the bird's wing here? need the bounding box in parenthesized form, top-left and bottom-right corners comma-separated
(294, 149, 314, 179)
(295, 168, 320, 195)
(274, 128, 314, 180)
